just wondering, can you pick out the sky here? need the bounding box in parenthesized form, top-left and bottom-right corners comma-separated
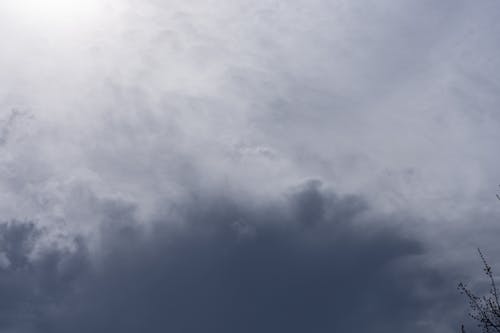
(0, 0, 500, 332)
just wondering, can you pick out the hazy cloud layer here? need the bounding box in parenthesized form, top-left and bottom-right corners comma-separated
(0, 0, 499, 331)
(0, 0, 499, 221)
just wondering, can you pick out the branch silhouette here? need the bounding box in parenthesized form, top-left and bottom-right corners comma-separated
(459, 249, 500, 333)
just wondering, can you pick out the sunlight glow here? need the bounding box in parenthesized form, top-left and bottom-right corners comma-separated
(5, 0, 102, 27)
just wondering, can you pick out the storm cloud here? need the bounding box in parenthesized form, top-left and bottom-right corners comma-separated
(0, 183, 461, 332)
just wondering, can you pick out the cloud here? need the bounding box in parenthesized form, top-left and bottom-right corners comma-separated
(0, 221, 88, 332)
(0, 183, 461, 333)
(0, 0, 499, 223)
(0, 0, 499, 331)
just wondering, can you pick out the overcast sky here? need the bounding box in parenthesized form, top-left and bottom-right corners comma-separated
(0, 1, 500, 332)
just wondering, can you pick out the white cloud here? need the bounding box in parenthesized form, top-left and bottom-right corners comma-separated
(0, 0, 498, 238)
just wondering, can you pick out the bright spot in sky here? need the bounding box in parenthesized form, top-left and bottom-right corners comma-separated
(3, 0, 102, 27)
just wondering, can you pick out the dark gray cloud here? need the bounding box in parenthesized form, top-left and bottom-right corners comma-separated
(0, 183, 462, 333)
(0, 221, 88, 332)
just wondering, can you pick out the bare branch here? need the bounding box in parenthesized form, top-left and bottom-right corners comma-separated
(459, 249, 500, 333)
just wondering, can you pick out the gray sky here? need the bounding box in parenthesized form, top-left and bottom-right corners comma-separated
(0, 0, 500, 332)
